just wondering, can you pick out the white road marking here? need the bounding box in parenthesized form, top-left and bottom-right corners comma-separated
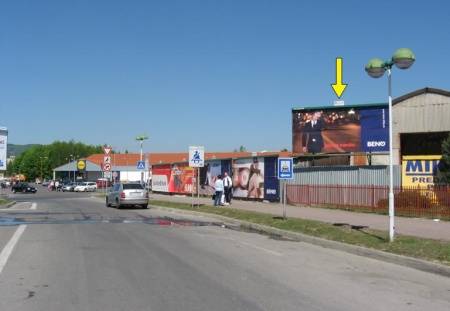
(235, 240, 283, 257)
(30, 202, 37, 210)
(0, 225, 27, 275)
(193, 231, 283, 257)
(0, 201, 31, 211)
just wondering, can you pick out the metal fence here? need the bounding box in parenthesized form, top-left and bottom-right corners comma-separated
(288, 165, 401, 187)
(286, 184, 450, 220)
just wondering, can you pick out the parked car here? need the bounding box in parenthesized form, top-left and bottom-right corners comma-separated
(62, 182, 78, 192)
(11, 183, 37, 194)
(74, 182, 97, 192)
(106, 183, 148, 209)
(42, 180, 50, 187)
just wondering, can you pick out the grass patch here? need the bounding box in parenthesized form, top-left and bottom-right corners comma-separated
(0, 197, 11, 205)
(150, 199, 450, 266)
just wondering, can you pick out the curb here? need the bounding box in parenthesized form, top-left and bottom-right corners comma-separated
(0, 200, 17, 209)
(150, 204, 450, 278)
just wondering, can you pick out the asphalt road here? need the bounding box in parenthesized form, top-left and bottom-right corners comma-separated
(0, 189, 449, 311)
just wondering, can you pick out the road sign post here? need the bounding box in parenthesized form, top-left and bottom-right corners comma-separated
(189, 146, 205, 207)
(102, 146, 112, 194)
(277, 158, 294, 220)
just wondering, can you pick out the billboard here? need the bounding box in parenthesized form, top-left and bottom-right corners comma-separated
(232, 157, 265, 199)
(199, 160, 222, 195)
(292, 105, 389, 154)
(0, 127, 7, 171)
(152, 164, 194, 194)
(402, 155, 443, 188)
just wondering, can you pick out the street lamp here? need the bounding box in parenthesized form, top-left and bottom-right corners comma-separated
(39, 156, 48, 182)
(365, 48, 415, 242)
(135, 135, 149, 183)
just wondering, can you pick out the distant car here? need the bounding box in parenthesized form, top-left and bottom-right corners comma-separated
(42, 180, 50, 187)
(11, 183, 37, 194)
(74, 182, 97, 192)
(62, 182, 78, 192)
(106, 183, 148, 209)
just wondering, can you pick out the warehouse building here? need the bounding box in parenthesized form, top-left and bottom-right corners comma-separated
(392, 87, 450, 164)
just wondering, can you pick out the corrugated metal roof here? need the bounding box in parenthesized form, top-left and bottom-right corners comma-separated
(393, 87, 450, 105)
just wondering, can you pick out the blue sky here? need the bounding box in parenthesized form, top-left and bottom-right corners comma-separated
(1, 0, 449, 153)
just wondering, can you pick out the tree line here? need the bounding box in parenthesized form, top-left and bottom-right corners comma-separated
(6, 141, 103, 181)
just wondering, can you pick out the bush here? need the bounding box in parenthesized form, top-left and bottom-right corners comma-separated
(377, 190, 434, 209)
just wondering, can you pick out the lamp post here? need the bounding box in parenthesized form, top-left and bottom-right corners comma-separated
(365, 48, 415, 242)
(39, 156, 48, 182)
(136, 135, 149, 184)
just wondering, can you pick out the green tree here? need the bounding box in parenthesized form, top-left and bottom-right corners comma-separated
(7, 140, 103, 181)
(438, 133, 450, 184)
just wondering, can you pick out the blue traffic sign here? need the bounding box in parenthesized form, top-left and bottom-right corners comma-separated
(137, 161, 146, 170)
(277, 158, 294, 180)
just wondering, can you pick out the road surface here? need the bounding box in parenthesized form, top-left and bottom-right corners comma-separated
(0, 189, 449, 311)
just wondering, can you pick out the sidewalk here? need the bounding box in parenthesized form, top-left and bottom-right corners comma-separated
(150, 193, 450, 241)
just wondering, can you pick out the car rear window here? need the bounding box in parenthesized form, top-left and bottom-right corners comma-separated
(123, 184, 144, 190)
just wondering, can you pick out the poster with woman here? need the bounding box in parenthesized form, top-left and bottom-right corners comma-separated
(152, 164, 194, 194)
(199, 160, 221, 195)
(232, 157, 265, 199)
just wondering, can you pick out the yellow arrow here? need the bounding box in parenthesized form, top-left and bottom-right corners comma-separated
(331, 57, 347, 98)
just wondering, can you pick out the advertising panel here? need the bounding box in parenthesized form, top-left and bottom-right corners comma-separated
(199, 160, 222, 195)
(232, 157, 265, 199)
(402, 155, 442, 188)
(0, 127, 7, 171)
(264, 157, 279, 201)
(292, 106, 388, 154)
(152, 164, 194, 194)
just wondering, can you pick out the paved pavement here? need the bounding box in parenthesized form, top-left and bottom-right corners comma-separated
(151, 193, 450, 241)
(0, 190, 448, 311)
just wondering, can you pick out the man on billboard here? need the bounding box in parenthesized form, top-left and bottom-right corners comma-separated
(301, 111, 325, 153)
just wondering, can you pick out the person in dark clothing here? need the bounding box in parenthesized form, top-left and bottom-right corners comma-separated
(302, 111, 325, 153)
(223, 172, 233, 205)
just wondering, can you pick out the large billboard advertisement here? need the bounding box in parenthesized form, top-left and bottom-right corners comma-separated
(152, 164, 194, 194)
(232, 157, 265, 199)
(0, 127, 7, 171)
(292, 106, 389, 154)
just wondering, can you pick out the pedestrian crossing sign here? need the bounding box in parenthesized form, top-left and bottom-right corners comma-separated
(189, 146, 204, 168)
(137, 161, 146, 170)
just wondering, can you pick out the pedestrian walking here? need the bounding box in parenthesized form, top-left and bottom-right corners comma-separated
(223, 172, 233, 205)
(213, 175, 224, 207)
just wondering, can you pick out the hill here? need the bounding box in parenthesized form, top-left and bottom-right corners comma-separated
(7, 144, 40, 157)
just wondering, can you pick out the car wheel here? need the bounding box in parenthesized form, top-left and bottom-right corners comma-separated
(141, 204, 148, 209)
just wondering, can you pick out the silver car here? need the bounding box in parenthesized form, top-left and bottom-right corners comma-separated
(106, 183, 148, 209)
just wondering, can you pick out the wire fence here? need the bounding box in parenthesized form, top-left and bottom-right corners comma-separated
(286, 184, 450, 220)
